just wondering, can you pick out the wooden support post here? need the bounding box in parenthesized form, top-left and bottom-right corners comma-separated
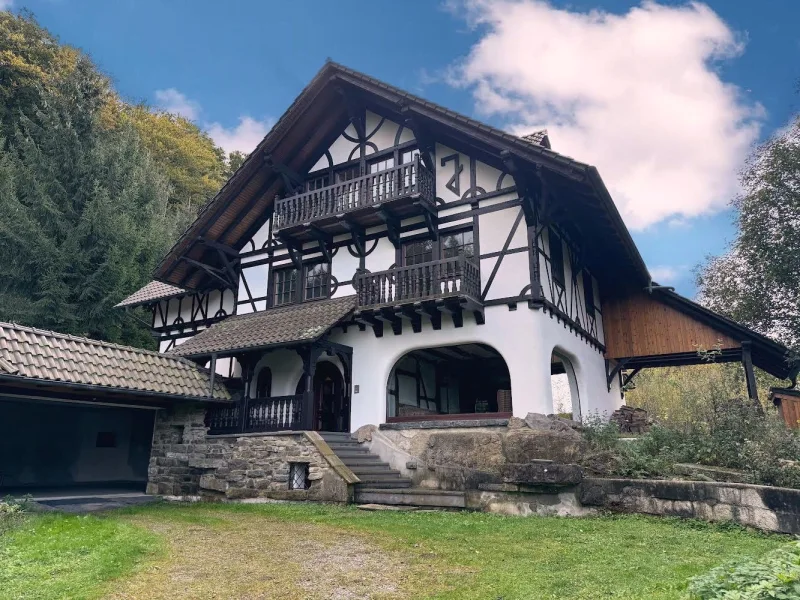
(741, 341, 760, 408)
(208, 353, 217, 398)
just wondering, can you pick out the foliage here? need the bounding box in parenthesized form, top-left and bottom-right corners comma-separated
(686, 541, 800, 599)
(697, 115, 800, 349)
(0, 11, 236, 346)
(0, 511, 163, 600)
(581, 400, 800, 488)
(0, 496, 31, 536)
(0, 502, 785, 600)
(223, 149, 247, 180)
(0, 60, 174, 346)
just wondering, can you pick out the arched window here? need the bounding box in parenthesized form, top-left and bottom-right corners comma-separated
(256, 368, 272, 398)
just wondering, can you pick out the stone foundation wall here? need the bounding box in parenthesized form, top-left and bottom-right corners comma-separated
(147, 404, 354, 503)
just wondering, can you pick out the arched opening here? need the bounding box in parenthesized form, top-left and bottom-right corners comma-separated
(255, 367, 272, 398)
(551, 350, 581, 420)
(387, 343, 511, 421)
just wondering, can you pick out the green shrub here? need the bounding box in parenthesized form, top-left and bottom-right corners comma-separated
(0, 495, 32, 536)
(686, 541, 800, 599)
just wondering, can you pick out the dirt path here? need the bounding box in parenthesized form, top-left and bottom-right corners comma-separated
(106, 510, 450, 599)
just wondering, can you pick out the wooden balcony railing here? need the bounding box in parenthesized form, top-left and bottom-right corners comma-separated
(206, 394, 303, 435)
(354, 255, 482, 309)
(273, 155, 435, 231)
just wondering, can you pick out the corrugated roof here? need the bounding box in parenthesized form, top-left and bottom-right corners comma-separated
(169, 295, 357, 358)
(116, 280, 185, 308)
(0, 322, 231, 401)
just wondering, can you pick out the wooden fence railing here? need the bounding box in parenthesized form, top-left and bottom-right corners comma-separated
(273, 156, 434, 231)
(205, 394, 303, 435)
(353, 255, 481, 309)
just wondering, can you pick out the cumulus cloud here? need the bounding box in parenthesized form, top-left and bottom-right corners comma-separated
(153, 89, 272, 155)
(649, 265, 682, 283)
(154, 88, 200, 121)
(0, 0, 13, 10)
(447, 0, 763, 230)
(206, 116, 274, 155)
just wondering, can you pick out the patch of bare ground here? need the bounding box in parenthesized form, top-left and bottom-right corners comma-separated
(106, 509, 456, 600)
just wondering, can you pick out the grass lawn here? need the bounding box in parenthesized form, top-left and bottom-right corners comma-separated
(0, 501, 787, 600)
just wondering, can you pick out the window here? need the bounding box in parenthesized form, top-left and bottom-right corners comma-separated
(304, 262, 330, 300)
(335, 165, 360, 183)
(368, 156, 394, 174)
(549, 228, 565, 286)
(273, 267, 297, 306)
(440, 230, 474, 260)
(403, 239, 435, 266)
(305, 174, 329, 192)
(289, 462, 310, 490)
(400, 148, 419, 165)
(256, 368, 272, 398)
(583, 270, 596, 317)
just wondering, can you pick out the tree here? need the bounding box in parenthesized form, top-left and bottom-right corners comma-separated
(223, 150, 247, 180)
(0, 59, 174, 347)
(697, 116, 800, 349)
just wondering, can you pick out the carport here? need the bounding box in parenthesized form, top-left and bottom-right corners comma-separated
(0, 322, 231, 495)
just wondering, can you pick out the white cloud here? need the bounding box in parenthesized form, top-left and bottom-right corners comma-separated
(447, 0, 764, 230)
(0, 0, 12, 10)
(649, 265, 682, 283)
(154, 88, 200, 121)
(206, 116, 274, 155)
(153, 88, 272, 155)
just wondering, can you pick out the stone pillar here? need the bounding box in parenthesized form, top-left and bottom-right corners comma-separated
(146, 403, 208, 496)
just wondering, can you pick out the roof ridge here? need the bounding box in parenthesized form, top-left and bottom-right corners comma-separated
(0, 321, 185, 362)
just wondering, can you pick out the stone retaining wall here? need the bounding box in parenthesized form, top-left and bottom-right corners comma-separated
(146, 404, 355, 503)
(580, 478, 800, 535)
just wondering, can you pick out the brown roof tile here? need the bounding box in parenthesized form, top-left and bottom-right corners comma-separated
(115, 281, 186, 308)
(169, 295, 357, 358)
(521, 130, 551, 149)
(0, 322, 230, 401)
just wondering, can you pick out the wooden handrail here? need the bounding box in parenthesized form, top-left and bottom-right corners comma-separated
(353, 255, 481, 309)
(273, 155, 435, 231)
(206, 394, 303, 435)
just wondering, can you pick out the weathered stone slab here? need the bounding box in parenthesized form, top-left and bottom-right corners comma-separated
(502, 463, 583, 486)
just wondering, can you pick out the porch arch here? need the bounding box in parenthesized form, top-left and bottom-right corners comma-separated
(550, 347, 582, 420)
(386, 343, 512, 421)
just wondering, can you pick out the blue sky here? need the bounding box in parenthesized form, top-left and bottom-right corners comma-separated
(11, 0, 800, 296)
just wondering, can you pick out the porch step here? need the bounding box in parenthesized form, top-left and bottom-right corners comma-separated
(318, 432, 355, 443)
(348, 465, 397, 475)
(338, 457, 385, 467)
(354, 487, 466, 509)
(325, 442, 365, 452)
(333, 449, 379, 460)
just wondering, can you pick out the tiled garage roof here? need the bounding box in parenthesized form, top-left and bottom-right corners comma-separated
(169, 295, 357, 358)
(115, 280, 186, 308)
(0, 322, 231, 401)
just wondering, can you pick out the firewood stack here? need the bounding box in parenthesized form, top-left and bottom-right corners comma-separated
(610, 406, 651, 434)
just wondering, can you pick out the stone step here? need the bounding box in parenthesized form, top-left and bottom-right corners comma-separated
(348, 465, 397, 475)
(318, 432, 354, 441)
(354, 487, 466, 509)
(326, 442, 363, 451)
(339, 457, 385, 467)
(333, 449, 375, 459)
(355, 479, 412, 489)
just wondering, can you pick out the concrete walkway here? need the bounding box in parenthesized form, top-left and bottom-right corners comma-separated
(6, 487, 159, 514)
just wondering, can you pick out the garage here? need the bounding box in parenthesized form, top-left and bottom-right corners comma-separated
(0, 322, 232, 496)
(0, 399, 156, 492)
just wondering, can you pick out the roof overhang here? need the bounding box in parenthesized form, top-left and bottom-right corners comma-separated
(153, 61, 650, 291)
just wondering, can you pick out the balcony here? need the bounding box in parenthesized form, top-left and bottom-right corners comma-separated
(206, 394, 303, 435)
(273, 156, 436, 243)
(353, 255, 484, 334)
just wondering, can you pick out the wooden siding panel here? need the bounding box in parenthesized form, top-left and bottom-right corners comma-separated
(774, 392, 800, 429)
(604, 292, 740, 359)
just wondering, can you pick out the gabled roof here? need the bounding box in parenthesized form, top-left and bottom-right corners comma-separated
(0, 322, 231, 402)
(521, 130, 551, 149)
(153, 60, 649, 292)
(168, 295, 357, 358)
(116, 280, 186, 308)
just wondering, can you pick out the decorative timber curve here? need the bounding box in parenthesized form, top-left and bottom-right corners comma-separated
(205, 394, 303, 435)
(354, 255, 481, 310)
(272, 156, 435, 232)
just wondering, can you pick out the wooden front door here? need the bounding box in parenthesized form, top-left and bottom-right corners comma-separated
(313, 362, 348, 432)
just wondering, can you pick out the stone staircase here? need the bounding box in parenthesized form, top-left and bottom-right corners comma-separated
(318, 432, 465, 509)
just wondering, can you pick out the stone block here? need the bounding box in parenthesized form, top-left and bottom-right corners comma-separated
(226, 487, 258, 500)
(502, 463, 583, 486)
(188, 457, 227, 469)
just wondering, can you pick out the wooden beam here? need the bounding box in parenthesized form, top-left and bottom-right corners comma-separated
(376, 208, 401, 249)
(309, 225, 333, 263)
(741, 341, 760, 407)
(414, 302, 442, 330)
(400, 108, 435, 171)
(341, 219, 366, 257)
(395, 306, 422, 333)
(336, 85, 366, 139)
(500, 150, 542, 226)
(180, 257, 234, 288)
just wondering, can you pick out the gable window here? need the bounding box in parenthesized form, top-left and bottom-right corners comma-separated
(549, 228, 565, 286)
(583, 270, 596, 318)
(306, 174, 329, 192)
(304, 262, 330, 301)
(399, 148, 420, 165)
(441, 230, 474, 260)
(401, 228, 474, 267)
(335, 165, 360, 183)
(273, 267, 298, 306)
(368, 156, 394, 174)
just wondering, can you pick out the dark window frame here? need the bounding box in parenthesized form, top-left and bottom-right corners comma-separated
(582, 270, 596, 318)
(400, 226, 474, 267)
(302, 261, 331, 302)
(272, 266, 299, 307)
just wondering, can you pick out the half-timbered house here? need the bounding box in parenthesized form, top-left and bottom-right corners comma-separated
(115, 61, 799, 441)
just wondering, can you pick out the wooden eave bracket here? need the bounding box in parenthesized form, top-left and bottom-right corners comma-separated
(180, 256, 236, 289)
(276, 233, 304, 270)
(501, 149, 542, 226)
(376, 208, 401, 249)
(400, 107, 435, 171)
(336, 85, 366, 140)
(309, 225, 334, 263)
(341, 219, 366, 257)
(606, 358, 630, 391)
(264, 154, 304, 194)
